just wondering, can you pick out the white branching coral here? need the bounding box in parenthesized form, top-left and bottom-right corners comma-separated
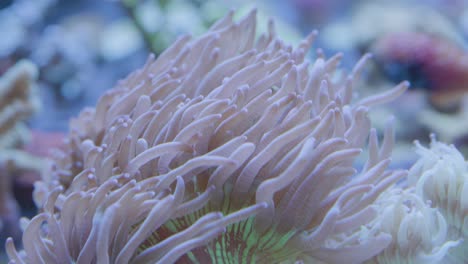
(408, 136, 468, 263)
(8, 10, 418, 264)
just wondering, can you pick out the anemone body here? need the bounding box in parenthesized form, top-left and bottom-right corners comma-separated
(7, 10, 419, 264)
(408, 137, 468, 263)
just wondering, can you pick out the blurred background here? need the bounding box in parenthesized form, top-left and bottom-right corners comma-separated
(2, 0, 468, 260)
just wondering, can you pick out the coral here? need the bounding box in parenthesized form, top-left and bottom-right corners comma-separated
(348, 2, 464, 50)
(0, 60, 41, 243)
(372, 31, 468, 111)
(0, 60, 40, 149)
(11, 10, 460, 264)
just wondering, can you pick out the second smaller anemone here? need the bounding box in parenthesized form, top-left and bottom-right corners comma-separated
(408, 135, 468, 263)
(364, 187, 459, 264)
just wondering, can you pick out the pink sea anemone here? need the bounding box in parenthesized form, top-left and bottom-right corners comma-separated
(6, 10, 423, 264)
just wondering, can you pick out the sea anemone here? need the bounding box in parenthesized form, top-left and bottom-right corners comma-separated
(408, 135, 468, 262)
(7, 177, 265, 263)
(8, 10, 413, 263)
(364, 187, 459, 264)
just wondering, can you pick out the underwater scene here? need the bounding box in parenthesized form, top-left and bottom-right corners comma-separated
(1, 0, 468, 263)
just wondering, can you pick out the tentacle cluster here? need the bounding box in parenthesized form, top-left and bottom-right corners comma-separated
(407, 136, 468, 263)
(6, 10, 445, 264)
